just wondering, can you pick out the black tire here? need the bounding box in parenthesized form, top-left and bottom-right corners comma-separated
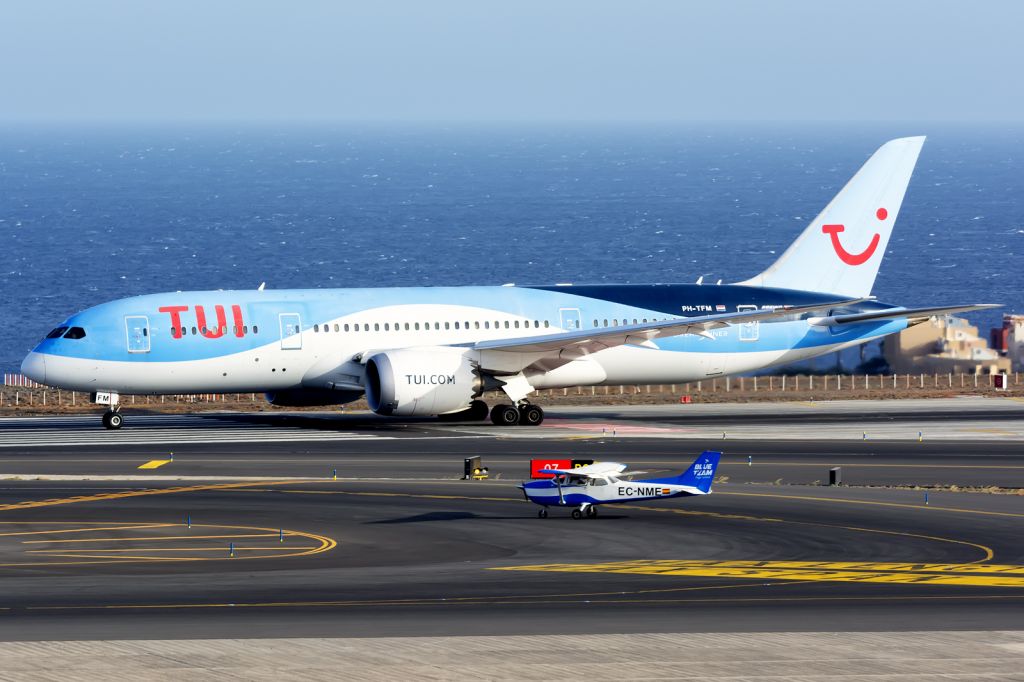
(438, 400, 490, 422)
(468, 400, 489, 421)
(571, 509, 583, 520)
(586, 506, 597, 518)
(538, 509, 548, 518)
(520, 405, 544, 426)
(104, 411, 123, 430)
(490, 404, 520, 426)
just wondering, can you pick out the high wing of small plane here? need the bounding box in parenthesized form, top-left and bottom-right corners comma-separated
(520, 451, 721, 519)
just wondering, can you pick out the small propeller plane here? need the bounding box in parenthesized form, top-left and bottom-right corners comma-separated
(519, 451, 721, 519)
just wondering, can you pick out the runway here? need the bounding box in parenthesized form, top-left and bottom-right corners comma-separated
(0, 399, 1020, 643)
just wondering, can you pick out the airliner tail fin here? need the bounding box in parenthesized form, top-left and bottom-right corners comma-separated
(738, 136, 926, 297)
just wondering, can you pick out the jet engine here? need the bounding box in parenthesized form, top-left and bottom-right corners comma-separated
(364, 347, 482, 416)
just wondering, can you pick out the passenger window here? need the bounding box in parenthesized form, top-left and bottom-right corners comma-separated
(514, 321, 519, 329)
(434, 322, 440, 330)
(454, 322, 460, 330)
(243, 325, 249, 334)
(485, 321, 490, 329)
(445, 322, 450, 330)
(143, 328, 148, 337)
(414, 322, 420, 331)
(384, 323, 389, 331)
(603, 319, 608, 327)
(374, 323, 380, 331)
(474, 321, 480, 329)
(253, 325, 259, 334)
(334, 324, 340, 332)
(191, 326, 197, 335)
(464, 321, 469, 329)
(504, 321, 510, 329)
(405, 323, 410, 331)
(544, 320, 549, 328)
(314, 324, 319, 332)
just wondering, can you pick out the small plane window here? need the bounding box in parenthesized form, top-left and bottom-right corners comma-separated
(633, 318, 638, 325)
(191, 326, 198, 335)
(405, 322, 410, 331)
(642, 318, 648, 323)
(590, 478, 608, 486)
(434, 322, 440, 330)
(220, 326, 226, 335)
(143, 328, 148, 337)
(46, 327, 69, 339)
(374, 323, 380, 332)
(603, 319, 608, 327)
(544, 320, 550, 328)
(253, 325, 259, 334)
(464, 321, 469, 329)
(363, 323, 368, 331)
(243, 325, 249, 334)
(414, 322, 420, 331)
(454, 321, 460, 330)
(513, 321, 519, 329)
(314, 324, 319, 332)
(504, 321, 510, 329)
(63, 327, 87, 340)
(201, 326, 208, 335)
(334, 324, 339, 332)
(343, 324, 350, 332)
(444, 322, 450, 330)
(384, 323, 389, 331)
(474, 321, 480, 329)
(593, 319, 598, 327)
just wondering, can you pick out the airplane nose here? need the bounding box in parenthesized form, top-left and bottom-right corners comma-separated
(20, 352, 46, 385)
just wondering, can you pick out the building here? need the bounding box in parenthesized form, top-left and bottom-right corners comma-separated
(884, 315, 1010, 375)
(991, 314, 1024, 370)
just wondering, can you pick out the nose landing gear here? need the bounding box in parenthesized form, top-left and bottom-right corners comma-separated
(101, 409, 123, 430)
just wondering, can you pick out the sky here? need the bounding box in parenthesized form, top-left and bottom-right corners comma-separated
(0, 0, 1021, 123)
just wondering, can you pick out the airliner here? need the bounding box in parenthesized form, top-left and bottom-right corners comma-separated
(21, 136, 995, 429)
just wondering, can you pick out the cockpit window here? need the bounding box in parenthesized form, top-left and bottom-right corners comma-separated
(63, 327, 87, 340)
(46, 327, 69, 339)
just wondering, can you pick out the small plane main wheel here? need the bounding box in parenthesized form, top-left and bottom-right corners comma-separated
(571, 509, 583, 520)
(519, 404, 544, 426)
(103, 411, 123, 430)
(586, 506, 597, 518)
(490, 404, 520, 426)
(538, 509, 548, 519)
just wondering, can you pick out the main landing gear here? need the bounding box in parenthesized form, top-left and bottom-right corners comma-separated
(489, 403, 544, 427)
(540, 505, 596, 520)
(101, 409, 123, 430)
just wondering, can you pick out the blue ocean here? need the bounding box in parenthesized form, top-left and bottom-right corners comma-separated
(2, 124, 1022, 371)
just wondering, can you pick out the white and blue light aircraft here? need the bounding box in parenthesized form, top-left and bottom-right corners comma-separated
(520, 452, 721, 519)
(21, 137, 996, 429)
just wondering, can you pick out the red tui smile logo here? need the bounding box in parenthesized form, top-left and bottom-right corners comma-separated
(822, 208, 887, 266)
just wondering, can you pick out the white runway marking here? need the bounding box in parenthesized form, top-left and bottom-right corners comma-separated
(0, 415, 392, 447)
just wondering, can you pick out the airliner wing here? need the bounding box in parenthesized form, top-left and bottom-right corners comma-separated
(827, 304, 1000, 326)
(472, 298, 866, 356)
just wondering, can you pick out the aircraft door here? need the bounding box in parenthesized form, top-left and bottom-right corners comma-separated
(559, 307, 582, 330)
(125, 316, 151, 353)
(737, 305, 759, 341)
(279, 313, 303, 350)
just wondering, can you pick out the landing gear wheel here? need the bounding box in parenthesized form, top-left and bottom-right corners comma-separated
(438, 400, 490, 422)
(585, 506, 597, 518)
(468, 400, 490, 421)
(538, 509, 548, 518)
(102, 411, 123, 430)
(571, 509, 583, 520)
(490, 404, 520, 426)
(519, 404, 544, 426)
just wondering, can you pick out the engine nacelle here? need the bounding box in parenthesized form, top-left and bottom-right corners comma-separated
(365, 347, 481, 416)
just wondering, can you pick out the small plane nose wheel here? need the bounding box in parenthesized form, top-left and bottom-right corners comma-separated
(102, 411, 123, 430)
(538, 508, 548, 518)
(585, 506, 597, 518)
(571, 509, 583, 520)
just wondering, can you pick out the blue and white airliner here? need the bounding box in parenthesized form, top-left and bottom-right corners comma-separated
(21, 136, 996, 429)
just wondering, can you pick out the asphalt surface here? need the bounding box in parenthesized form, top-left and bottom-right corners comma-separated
(0, 399, 1021, 641)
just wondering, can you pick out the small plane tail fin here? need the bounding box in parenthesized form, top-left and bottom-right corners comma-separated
(737, 136, 925, 298)
(677, 451, 721, 493)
